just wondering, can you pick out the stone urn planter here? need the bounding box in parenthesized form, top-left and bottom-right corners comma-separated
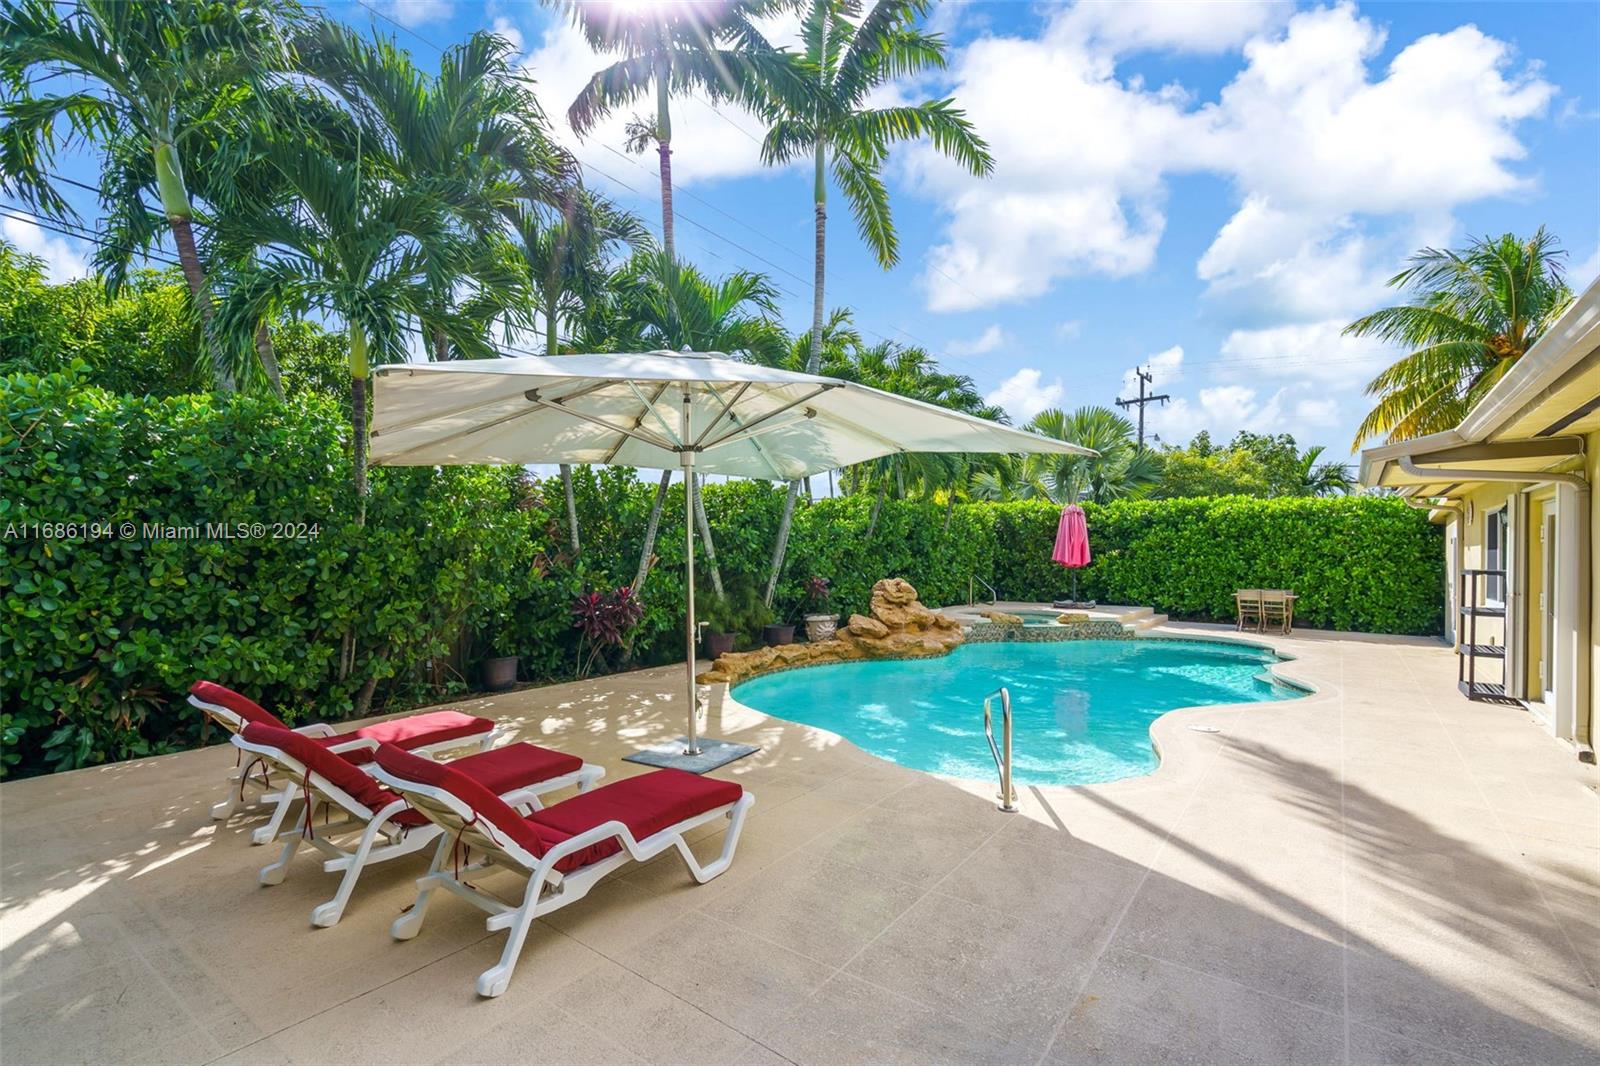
(762, 623, 796, 646)
(703, 631, 737, 659)
(482, 655, 519, 691)
(804, 613, 838, 643)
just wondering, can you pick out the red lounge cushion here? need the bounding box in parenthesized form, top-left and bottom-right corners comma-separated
(446, 742, 583, 795)
(528, 770, 742, 868)
(350, 710, 493, 750)
(190, 681, 288, 730)
(374, 743, 554, 858)
(242, 721, 400, 815)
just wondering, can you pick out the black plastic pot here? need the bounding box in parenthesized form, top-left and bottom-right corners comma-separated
(703, 632, 736, 659)
(762, 623, 796, 646)
(483, 655, 519, 691)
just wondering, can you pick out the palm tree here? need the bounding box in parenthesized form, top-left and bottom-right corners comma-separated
(558, 0, 786, 260)
(0, 0, 296, 389)
(511, 187, 648, 552)
(616, 250, 788, 594)
(1025, 406, 1157, 504)
(757, 0, 993, 603)
(1295, 445, 1353, 497)
(1347, 229, 1573, 447)
(209, 27, 501, 510)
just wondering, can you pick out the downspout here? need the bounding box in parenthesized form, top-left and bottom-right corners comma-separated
(1400, 493, 1463, 649)
(1399, 456, 1593, 760)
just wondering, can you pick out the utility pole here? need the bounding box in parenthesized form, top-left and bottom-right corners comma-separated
(1116, 367, 1170, 448)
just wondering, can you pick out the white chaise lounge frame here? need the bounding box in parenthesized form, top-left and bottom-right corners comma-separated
(231, 732, 602, 928)
(371, 762, 755, 997)
(192, 691, 503, 845)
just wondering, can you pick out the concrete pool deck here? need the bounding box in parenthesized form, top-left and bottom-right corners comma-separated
(2, 623, 1597, 1064)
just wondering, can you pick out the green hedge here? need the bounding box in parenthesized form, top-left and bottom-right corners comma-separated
(1, 369, 536, 776)
(2, 370, 1444, 777)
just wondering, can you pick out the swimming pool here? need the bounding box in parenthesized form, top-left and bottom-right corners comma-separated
(731, 639, 1305, 787)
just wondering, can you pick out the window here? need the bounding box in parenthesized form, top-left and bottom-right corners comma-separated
(1485, 507, 1505, 604)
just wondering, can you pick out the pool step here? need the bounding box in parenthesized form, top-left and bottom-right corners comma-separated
(1119, 607, 1168, 633)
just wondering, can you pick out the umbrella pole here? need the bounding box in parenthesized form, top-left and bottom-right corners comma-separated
(681, 391, 701, 756)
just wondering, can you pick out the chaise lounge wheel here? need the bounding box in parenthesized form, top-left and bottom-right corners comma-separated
(391, 910, 426, 941)
(310, 901, 345, 928)
(476, 966, 513, 998)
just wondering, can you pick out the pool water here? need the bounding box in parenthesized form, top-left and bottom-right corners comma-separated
(731, 639, 1304, 787)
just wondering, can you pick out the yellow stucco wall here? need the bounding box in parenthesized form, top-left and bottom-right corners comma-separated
(1588, 430, 1599, 747)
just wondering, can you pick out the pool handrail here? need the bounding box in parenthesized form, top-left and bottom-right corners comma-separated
(982, 686, 1018, 813)
(968, 575, 998, 606)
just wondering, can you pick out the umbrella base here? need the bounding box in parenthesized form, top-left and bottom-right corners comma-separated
(622, 736, 759, 774)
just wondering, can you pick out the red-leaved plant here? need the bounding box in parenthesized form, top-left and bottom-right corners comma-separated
(803, 575, 832, 613)
(571, 586, 643, 678)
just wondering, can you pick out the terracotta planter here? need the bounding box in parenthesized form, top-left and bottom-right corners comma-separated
(703, 631, 736, 659)
(762, 623, 796, 646)
(804, 613, 838, 643)
(483, 655, 519, 691)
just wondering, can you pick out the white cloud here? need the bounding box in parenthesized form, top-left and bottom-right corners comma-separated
(946, 324, 1008, 356)
(1295, 398, 1341, 426)
(913, 4, 1555, 316)
(1569, 242, 1600, 291)
(1055, 319, 1083, 340)
(1055, 0, 1285, 57)
(986, 367, 1063, 423)
(1146, 385, 1289, 445)
(370, 0, 453, 29)
(1122, 344, 1183, 394)
(1196, 196, 1387, 322)
(1216, 320, 1391, 388)
(2, 216, 89, 281)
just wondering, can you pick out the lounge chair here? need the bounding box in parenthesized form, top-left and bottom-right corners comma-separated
(189, 680, 501, 844)
(370, 743, 754, 997)
(1235, 589, 1264, 632)
(231, 722, 603, 928)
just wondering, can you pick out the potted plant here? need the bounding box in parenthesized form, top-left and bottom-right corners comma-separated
(698, 592, 738, 660)
(762, 619, 796, 646)
(482, 612, 520, 691)
(803, 576, 838, 643)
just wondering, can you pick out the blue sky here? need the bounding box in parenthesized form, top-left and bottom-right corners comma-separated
(8, 0, 1598, 456)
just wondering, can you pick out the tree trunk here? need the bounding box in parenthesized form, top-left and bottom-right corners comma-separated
(693, 473, 723, 597)
(255, 324, 283, 398)
(153, 136, 227, 389)
(547, 293, 581, 555)
(561, 464, 580, 553)
(633, 469, 673, 593)
(866, 482, 886, 539)
(656, 63, 675, 260)
(763, 147, 829, 606)
(350, 321, 370, 523)
(432, 325, 449, 361)
(943, 493, 955, 532)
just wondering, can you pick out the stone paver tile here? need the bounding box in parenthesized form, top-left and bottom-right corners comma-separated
(548, 960, 762, 1065)
(699, 852, 923, 967)
(613, 910, 835, 1041)
(765, 972, 1036, 1066)
(1044, 948, 1344, 1066)
(1346, 942, 1600, 1065)
(1108, 862, 1346, 1013)
(847, 858, 1134, 1051)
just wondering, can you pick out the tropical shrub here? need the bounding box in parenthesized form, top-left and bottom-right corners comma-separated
(1, 367, 534, 775)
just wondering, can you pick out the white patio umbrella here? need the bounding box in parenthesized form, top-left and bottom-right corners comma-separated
(369, 351, 1093, 756)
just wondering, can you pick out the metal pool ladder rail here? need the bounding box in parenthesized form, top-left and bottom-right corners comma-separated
(982, 687, 1019, 812)
(968, 575, 998, 605)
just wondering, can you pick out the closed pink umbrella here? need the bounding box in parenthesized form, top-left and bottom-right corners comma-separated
(1052, 504, 1094, 608)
